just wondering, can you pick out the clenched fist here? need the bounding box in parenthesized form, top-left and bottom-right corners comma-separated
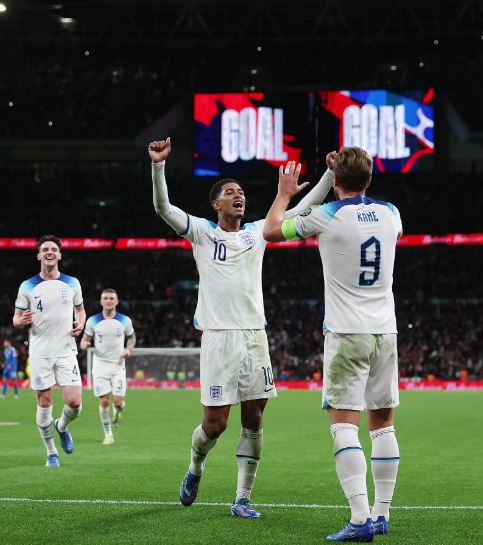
(148, 138, 172, 163)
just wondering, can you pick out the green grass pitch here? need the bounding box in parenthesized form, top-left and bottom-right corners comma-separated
(0, 389, 481, 545)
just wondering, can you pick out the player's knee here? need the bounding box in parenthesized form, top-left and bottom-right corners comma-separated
(204, 418, 228, 438)
(68, 400, 82, 411)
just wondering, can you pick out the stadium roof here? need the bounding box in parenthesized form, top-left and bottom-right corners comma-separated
(1, 0, 481, 45)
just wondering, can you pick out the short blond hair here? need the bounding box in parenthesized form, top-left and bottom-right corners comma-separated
(333, 147, 373, 192)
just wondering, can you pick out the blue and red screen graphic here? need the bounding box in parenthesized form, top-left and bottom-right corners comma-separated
(193, 89, 434, 177)
(194, 93, 309, 177)
(318, 89, 434, 173)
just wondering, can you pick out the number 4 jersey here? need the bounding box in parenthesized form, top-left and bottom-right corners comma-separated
(15, 273, 83, 358)
(183, 216, 267, 330)
(289, 196, 402, 334)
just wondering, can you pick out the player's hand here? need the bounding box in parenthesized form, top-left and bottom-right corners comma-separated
(278, 161, 309, 199)
(121, 348, 131, 358)
(71, 321, 83, 337)
(326, 151, 337, 170)
(148, 138, 172, 163)
(20, 310, 35, 326)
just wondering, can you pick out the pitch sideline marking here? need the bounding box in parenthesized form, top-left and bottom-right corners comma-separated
(0, 498, 481, 510)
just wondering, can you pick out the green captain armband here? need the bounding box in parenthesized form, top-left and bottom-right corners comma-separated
(281, 218, 301, 241)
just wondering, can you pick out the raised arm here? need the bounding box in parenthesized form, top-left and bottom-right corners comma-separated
(149, 138, 190, 235)
(263, 162, 308, 242)
(284, 152, 336, 218)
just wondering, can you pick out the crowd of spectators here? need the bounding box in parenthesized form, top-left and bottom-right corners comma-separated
(1, 247, 481, 382)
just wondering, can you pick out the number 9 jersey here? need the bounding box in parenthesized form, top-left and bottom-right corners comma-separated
(288, 196, 402, 334)
(182, 216, 267, 330)
(15, 273, 83, 358)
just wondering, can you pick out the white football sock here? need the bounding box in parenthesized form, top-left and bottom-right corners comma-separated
(57, 404, 82, 432)
(189, 425, 218, 476)
(370, 426, 400, 520)
(99, 405, 112, 436)
(36, 405, 58, 456)
(113, 401, 125, 419)
(235, 427, 263, 501)
(331, 423, 370, 525)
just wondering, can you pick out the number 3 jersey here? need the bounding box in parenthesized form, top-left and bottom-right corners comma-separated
(293, 196, 402, 334)
(15, 273, 83, 358)
(84, 313, 134, 364)
(183, 216, 267, 330)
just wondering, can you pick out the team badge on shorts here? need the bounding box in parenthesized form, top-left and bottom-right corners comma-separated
(239, 231, 255, 246)
(210, 386, 222, 400)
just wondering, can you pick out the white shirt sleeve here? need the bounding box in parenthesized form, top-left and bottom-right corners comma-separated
(84, 317, 94, 337)
(152, 162, 190, 235)
(294, 205, 328, 238)
(15, 282, 29, 311)
(125, 317, 135, 337)
(284, 169, 334, 219)
(73, 278, 83, 307)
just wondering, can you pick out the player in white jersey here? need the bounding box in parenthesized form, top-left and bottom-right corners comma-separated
(264, 148, 402, 542)
(12, 234, 86, 468)
(81, 289, 136, 445)
(149, 137, 336, 517)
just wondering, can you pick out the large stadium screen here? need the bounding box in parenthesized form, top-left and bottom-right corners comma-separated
(318, 89, 434, 173)
(194, 93, 310, 178)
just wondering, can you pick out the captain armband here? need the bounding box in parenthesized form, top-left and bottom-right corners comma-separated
(281, 218, 301, 241)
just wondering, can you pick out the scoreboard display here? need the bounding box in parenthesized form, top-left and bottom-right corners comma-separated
(318, 88, 434, 173)
(194, 89, 434, 177)
(194, 93, 310, 178)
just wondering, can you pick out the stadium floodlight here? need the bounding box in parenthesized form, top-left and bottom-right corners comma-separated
(60, 17, 74, 24)
(0, 4, 7, 14)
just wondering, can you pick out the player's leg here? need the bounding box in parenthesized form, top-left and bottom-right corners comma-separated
(232, 330, 276, 518)
(1, 374, 7, 397)
(180, 404, 230, 507)
(112, 370, 127, 426)
(53, 356, 83, 454)
(180, 330, 239, 507)
(35, 388, 60, 466)
(323, 333, 375, 542)
(365, 334, 400, 535)
(13, 372, 19, 398)
(31, 358, 59, 465)
(99, 393, 114, 444)
(229, 398, 266, 518)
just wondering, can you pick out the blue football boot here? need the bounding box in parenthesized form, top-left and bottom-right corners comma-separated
(45, 454, 60, 467)
(54, 419, 74, 454)
(373, 515, 389, 535)
(326, 518, 374, 542)
(179, 465, 204, 506)
(231, 498, 261, 518)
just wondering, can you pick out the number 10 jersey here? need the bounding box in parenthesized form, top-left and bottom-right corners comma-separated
(183, 216, 267, 330)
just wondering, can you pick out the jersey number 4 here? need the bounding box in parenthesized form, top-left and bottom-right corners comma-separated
(36, 300, 44, 312)
(359, 236, 381, 286)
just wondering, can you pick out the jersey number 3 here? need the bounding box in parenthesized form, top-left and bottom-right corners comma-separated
(359, 236, 381, 286)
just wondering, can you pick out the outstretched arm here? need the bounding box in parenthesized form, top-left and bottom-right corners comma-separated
(263, 162, 308, 242)
(284, 152, 336, 218)
(149, 138, 190, 235)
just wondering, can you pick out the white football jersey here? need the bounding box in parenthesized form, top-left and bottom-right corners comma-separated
(183, 216, 267, 330)
(294, 196, 402, 334)
(15, 273, 83, 358)
(84, 312, 134, 364)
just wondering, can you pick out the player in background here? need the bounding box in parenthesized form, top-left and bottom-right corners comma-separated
(150, 137, 336, 518)
(13, 234, 85, 467)
(81, 289, 135, 445)
(1, 339, 18, 398)
(263, 147, 402, 542)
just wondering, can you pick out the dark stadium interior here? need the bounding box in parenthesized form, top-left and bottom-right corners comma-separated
(1, 0, 482, 382)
